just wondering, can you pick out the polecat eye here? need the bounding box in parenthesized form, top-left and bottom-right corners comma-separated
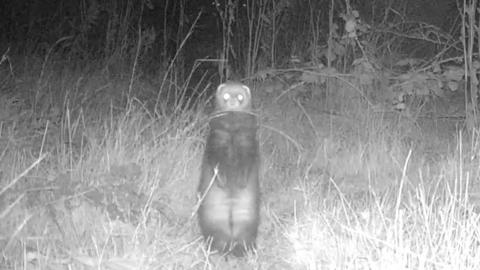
(223, 93, 231, 100)
(237, 94, 244, 102)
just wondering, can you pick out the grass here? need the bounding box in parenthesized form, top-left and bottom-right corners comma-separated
(1, 61, 480, 270)
(285, 144, 480, 270)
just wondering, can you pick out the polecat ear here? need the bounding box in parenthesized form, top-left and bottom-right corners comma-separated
(217, 83, 226, 93)
(241, 85, 251, 97)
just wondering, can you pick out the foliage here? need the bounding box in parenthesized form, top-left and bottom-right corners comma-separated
(2, 0, 480, 268)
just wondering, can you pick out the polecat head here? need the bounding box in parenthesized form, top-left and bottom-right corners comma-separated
(215, 82, 252, 112)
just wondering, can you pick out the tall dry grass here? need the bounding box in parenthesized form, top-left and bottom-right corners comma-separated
(2, 0, 480, 269)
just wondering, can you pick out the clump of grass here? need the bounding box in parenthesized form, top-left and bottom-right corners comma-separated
(268, 130, 480, 270)
(0, 56, 212, 268)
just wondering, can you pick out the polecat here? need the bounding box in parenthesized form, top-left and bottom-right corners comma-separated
(198, 82, 260, 257)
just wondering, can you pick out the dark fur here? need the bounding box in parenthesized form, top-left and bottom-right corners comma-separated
(198, 111, 260, 257)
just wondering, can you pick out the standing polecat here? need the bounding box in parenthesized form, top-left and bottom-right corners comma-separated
(198, 82, 260, 257)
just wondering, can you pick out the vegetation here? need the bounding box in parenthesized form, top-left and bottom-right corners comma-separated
(1, 0, 480, 269)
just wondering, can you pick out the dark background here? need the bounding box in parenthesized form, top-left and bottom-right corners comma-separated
(0, 0, 462, 96)
(0, 0, 459, 79)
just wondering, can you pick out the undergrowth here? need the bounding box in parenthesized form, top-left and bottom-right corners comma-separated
(1, 60, 480, 269)
(2, 0, 480, 269)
